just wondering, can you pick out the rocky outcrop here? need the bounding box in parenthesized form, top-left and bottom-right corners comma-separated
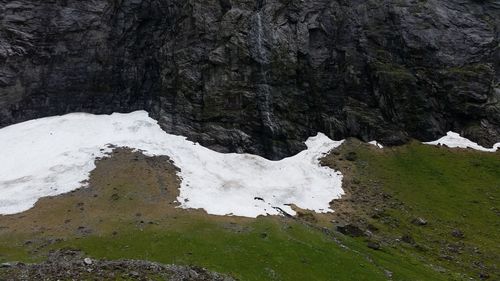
(0, 250, 235, 280)
(1, 0, 499, 159)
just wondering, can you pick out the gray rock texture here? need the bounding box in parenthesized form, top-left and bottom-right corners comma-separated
(1, 0, 499, 159)
(0, 250, 235, 280)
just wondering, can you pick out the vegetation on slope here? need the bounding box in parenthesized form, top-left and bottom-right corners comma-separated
(322, 140, 499, 280)
(0, 142, 498, 280)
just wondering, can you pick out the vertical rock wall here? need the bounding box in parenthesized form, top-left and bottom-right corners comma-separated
(1, 0, 499, 159)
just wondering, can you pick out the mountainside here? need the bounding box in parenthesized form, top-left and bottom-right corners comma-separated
(1, 140, 498, 280)
(1, 0, 499, 159)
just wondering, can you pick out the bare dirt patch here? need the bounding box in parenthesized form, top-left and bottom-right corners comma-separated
(0, 148, 253, 245)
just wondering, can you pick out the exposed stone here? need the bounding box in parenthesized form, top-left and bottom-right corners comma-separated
(480, 272, 490, 280)
(0, 263, 13, 268)
(367, 241, 381, 250)
(411, 217, 428, 226)
(336, 224, 365, 237)
(0, 250, 235, 280)
(401, 234, 415, 244)
(451, 229, 464, 238)
(0, 0, 499, 159)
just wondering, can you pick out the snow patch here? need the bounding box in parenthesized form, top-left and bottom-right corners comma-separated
(368, 141, 384, 149)
(0, 111, 344, 217)
(424, 131, 499, 152)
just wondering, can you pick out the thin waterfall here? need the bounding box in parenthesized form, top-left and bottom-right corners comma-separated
(254, 8, 276, 135)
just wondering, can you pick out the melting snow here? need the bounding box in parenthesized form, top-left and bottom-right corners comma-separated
(3, 113, 494, 217)
(368, 141, 384, 149)
(424, 131, 499, 152)
(0, 111, 344, 217)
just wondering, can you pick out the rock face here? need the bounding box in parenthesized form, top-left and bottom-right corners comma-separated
(1, 0, 499, 159)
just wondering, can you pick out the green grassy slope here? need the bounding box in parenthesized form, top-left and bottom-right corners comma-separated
(352, 142, 500, 280)
(0, 144, 498, 280)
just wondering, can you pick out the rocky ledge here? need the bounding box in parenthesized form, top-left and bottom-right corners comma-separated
(0, 250, 235, 281)
(0, 0, 499, 159)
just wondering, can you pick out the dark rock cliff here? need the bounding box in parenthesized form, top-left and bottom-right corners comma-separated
(1, 0, 499, 159)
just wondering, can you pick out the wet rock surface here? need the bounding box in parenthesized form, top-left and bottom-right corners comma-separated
(1, 0, 499, 159)
(0, 250, 235, 281)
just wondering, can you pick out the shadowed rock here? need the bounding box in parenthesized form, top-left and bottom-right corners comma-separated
(0, 0, 499, 159)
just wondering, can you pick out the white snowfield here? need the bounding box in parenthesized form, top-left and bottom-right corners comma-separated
(0, 111, 344, 217)
(1, 112, 497, 217)
(424, 131, 500, 152)
(368, 141, 384, 149)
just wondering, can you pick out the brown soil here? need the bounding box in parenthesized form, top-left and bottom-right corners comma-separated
(0, 148, 252, 241)
(315, 138, 401, 232)
(0, 141, 394, 265)
(0, 140, 394, 240)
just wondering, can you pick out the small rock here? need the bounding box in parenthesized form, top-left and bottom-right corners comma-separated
(367, 241, 381, 250)
(439, 254, 453, 261)
(336, 224, 365, 237)
(451, 229, 464, 238)
(479, 272, 490, 280)
(401, 234, 415, 244)
(411, 217, 427, 226)
(371, 208, 384, 219)
(188, 269, 200, 278)
(0, 262, 13, 268)
(83, 258, 92, 265)
(445, 243, 462, 254)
